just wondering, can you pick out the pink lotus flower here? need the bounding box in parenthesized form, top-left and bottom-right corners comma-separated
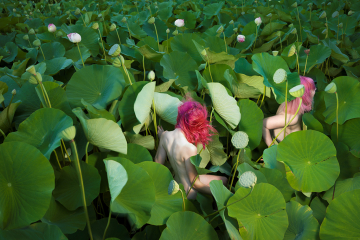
(237, 35, 245, 42)
(67, 33, 81, 43)
(48, 23, 56, 32)
(255, 17, 262, 26)
(174, 19, 184, 27)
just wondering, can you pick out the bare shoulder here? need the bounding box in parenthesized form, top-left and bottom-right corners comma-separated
(182, 143, 198, 159)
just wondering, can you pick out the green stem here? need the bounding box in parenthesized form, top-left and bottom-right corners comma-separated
(115, 28, 121, 45)
(284, 81, 288, 138)
(166, 33, 169, 53)
(102, 207, 112, 240)
(253, 27, 258, 51)
(85, 142, 89, 163)
(39, 45, 46, 61)
(207, 59, 214, 82)
(41, 83, 52, 108)
(153, 23, 160, 51)
(223, 33, 227, 53)
(80, 12, 86, 26)
(70, 139, 94, 240)
(229, 150, 241, 190)
(53, 150, 62, 170)
(296, 7, 302, 42)
(336, 15, 339, 42)
(97, 28, 106, 60)
(6, 95, 14, 131)
(304, 55, 309, 75)
(209, 107, 214, 122)
(153, 99, 158, 144)
(126, 22, 132, 39)
(122, 64, 132, 85)
(62, 139, 71, 162)
(260, 85, 266, 107)
(335, 92, 339, 141)
(143, 55, 145, 81)
(180, 189, 186, 211)
(77, 43, 85, 67)
(0, 128, 6, 139)
(186, 175, 199, 197)
(27, 39, 33, 48)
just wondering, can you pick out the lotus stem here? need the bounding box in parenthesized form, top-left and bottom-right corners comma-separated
(336, 15, 339, 41)
(152, 99, 158, 145)
(97, 28, 106, 60)
(70, 139, 94, 240)
(223, 33, 227, 53)
(6, 94, 14, 131)
(296, 7, 303, 42)
(229, 149, 241, 190)
(203, 187, 253, 219)
(122, 64, 132, 85)
(179, 189, 186, 211)
(187, 175, 199, 197)
(326, 17, 329, 39)
(209, 107, 214, 122)
(27, 39, 33, 48)
(270, 98, 302, 147)
(126, 22, 132, 39)
(80, 12, 86, 26)
(260, 85, 266, 107)
(335, 92, 339, 141)
(284, 80, 288, 138)
(77, 43, 85, 67)
(206, 58, 214, 83)
(39, 45, 46, 61)
(37, 80, 48, 107)
(102, 208, 112, 240)
(304, 55, 309, 75)
(0, 129, 6, 139)
(115, 28, 121, 45)
(153, 23, 160, 51)
(85, 142, 89, 163)
(40, 82, 52, 108)
(296, 52, 300, 74)
(143, 55, 146, 81)
(59, 140, 66, 165)
(62, 139, 71, 162)
(253, 26, 258, 51)
(166, 33, 169, 53)
(53, 150, 62, 170)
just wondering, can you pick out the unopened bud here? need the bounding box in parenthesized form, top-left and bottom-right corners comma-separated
(121, 17, 127, 23)
(148, 17, 155, 24)
(11, 89, 16, 95)
(166, 28, 170, 34)
(201, 49, 207, 56)
(56, 31, 63, 37)
(332, 11, 339, 18)
(110, 23, 116, 31)
(148, 70, 155, 81)
(23, 35, 29, 40)
(60, 126, 76, 141)
(75, 8, 80, 15)
(229, 20, 234, 25)
(33, 39, 41, 47)
(28, 28, 35, 35)
(172, 30, 178, 36)
(92, 22, 99, 29)
(113, 57, 121, 67)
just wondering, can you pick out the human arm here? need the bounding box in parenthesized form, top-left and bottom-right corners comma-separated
(154, 132, 167, 165)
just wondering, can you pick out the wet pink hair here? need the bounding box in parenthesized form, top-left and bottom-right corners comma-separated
(175, 97, 217, 148)
(281, 76, 316, 115)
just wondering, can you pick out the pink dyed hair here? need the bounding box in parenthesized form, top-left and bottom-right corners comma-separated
(281, 76, 316, 115)
(175, 97, 217, 148)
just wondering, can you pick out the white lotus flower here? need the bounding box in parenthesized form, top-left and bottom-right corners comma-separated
(67, 33, 81, 43)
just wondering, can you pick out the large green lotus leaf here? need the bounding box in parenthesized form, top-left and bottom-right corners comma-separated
(302, 113, 323, 132)
(299, 45, 331, 72)
(234, 73, 271, 99)
(323, 77, 360, 125)
(12, 58, 30, 77)
(44, 57, 73, 75)
(203, 2, 224, 16)
(261, 21, 287, 36)
(53, 161, 101, 211)
(134, 82, 155, 134)
(0, 101, 21, 134)
(284, 201, 320, 240)
(118, 81, 147, 132)
(5, 108, 73, 159)
(87, 152, 109, 193)
(107, 143, 152, 164)
(0, 81, 8, 94)
(131, 225, 161, 240)
(331, 118, 360, 158)
(322, 176, 360, 203)
(228, 183, 288, 240)
(0, 42, 18, 63)
(0, 223, 67, 240)
(104, 160, 128, 204)
(124, 132, 155, 150)
(137, 162, 183, 225)
(309, 197, 328, 225)
(322, 38, 349, 64)
(73, 108, 127, 154)
(159, 211, 219, 240)
(209, 180, 241, 240)
(320, 189, 360, 240)
(171, 33, 205, 65)
(41, 197, 85, 234)
(142, 19, 168, 42)
(137, 45, 164, 62)
(207, 82, 240, 129)
(202, 64, 234, 90)
(66, 65, 126, 109)
(259, 168, 294, 202)
(237, 99, 263, 150)
(104, 158, 155, 229)
(0, 76, 20, 107)
(91, 218, 130, 240)
(128, 20, 148, 39)
(64, 46, 91, 67)
(207, 134, 228, 166)
(37, 42, 65, 62)
(61, 24, 100, 57)
(252, 52, 300, 104)
(277, 130, 340, 192)
(153, 92, 181, 125)
(0, 142, 55, 230)
(160, 51, 198, 91)
(333, 142, 360, 180)
(81, 99, 115, 122)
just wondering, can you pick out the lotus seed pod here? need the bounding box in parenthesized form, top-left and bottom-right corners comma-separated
(29, 75, 38, 84)
(60, 126, 76, 141)
(201, 49, 207, 56)
(109, 44, 121, 57)
(28, 28, 35, 35)
(26, 65, 36, 75)
(11, 89, 16, 95)
(289, 84, 305, 98)
(348, 10, 354, 16)
(75, 8, 80, 15)
(35, 72, 42, 82)
(113, 57, 121, 67)
(23, 34, 29, 40)
(110, 23, 116, 31)
(172, 30, 179, 36)
(332, 11, 339, 18)
(231, 131, 249, 149)
(56, 31, 63, 37)
(168, 180, 180, 195)
(166, 28, 170, 34)
(229, 20, 234, 24)
(319, 11, 326, 19)
(288, 45, 296, 57)
(273, 68, 287, 84)
(33, 39, 41, 47)
(216, 25, 224, 33)
(92, 22, 99, 29)
(325, 82, 337, 93)
(120, 55, 125, 65)
(291, 2, 297, 7)
(239, 171, 257, 188)
(272, 51, 278, 56)
(121, 17, 127, 23)
(148, 17, 155, 24)
(148, 70, 155, 81)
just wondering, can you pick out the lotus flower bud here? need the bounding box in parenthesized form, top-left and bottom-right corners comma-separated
(288, 45, 296, 57)
(325, 82, 337, 93)
(48, 23, 56, 32)
(254, 17, 262, 26)
(11, 89, 16, 95)
(289, 23, 294, 28)
(33, 39, 41, 47)
(291, 28, 297, 34)
(148, 70, 155, 81)
(304, 49, 310, 55)
(174, 19, 184, 27)
(35, 72, 42, 82)
(237, 34, 245, 42)
(216, 25, 224, 33)
(66, 10, 70, 15)
(168, 180, 180, 195)
(332, 11, 339, 18)
(338, 22, 343, 28)
(148, 17, 155, 24)
(348, 10, 354, 16)
(110, 23, 116, 31)
(273, 68, 287, 84)
(28, 28, 35, 35)
(67, 33, 81, 43)
(201, 49, 207, 56)
(231, 131, 249, 149)
(319, 11, 326, 19)
(56, 31, 63, 37)
(92, 22, 99, 29)
(13, 8, 16, 12)
(239, 171, 257, 188)
(172, 30, 178, 36)
(57, 6, 60, 10)
(109, 44, 121, 56)
(229, 20, 234, 25)
(121, 17, 127, 23)
(291, 2, 297, 7)
(166, 28, 170, 34)
(289, 84, 305, 98)
(120, 55, 125, 65)
(60, 126, 76, 141)
(113, 57, 121, 67)
(272, 51, 278, 56)
(308, 3, 313, 7)
(252, 9, 256, 12)
(26, 65, 36, 75)
(75, 8, 80, 15)
(23, 34, 29, 40)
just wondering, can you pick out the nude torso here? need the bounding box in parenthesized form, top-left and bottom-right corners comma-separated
(273, 107, 302, 142)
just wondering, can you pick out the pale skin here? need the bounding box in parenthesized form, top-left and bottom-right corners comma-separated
(155, 126, 227, 200)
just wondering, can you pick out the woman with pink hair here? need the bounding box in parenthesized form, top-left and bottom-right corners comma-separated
(155, 97, 227, 200)
(262, 76, 316, 146)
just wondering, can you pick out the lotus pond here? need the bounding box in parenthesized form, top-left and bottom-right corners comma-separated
(1, 0, 360, 239)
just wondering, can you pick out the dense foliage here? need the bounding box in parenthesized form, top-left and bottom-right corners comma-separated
(0, 0, 360, 239)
